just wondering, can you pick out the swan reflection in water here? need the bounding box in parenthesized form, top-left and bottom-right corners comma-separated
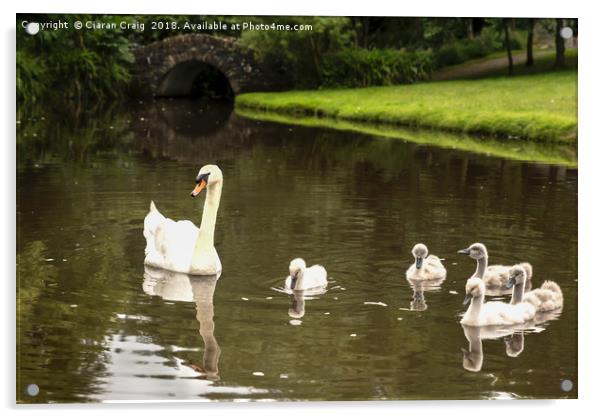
(272, 277, 326, 324)
(461, 310, 562, 372)
(407, 277, 445, 311)
(288, 290, 306, 319)
(143, 266, 221, 380)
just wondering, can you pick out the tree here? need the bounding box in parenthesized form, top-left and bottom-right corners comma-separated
(555, 18, 566, 68)
(526, 18, 536, 67)
(503, 19, 514, 75)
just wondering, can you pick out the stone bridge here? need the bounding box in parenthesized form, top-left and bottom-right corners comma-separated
(132, 34, 287, 97)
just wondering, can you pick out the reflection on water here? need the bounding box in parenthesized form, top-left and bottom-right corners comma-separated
(17, 99, 577, 402)
(461, 308, 563, 373)
(407, 277, 445, 311)
(143, 267, 221, 380)
(461, 325, 525, 373)
(288, 290, 306, 320)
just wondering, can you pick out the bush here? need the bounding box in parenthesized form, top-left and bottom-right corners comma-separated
(17, 15, 134, 104)
(320, 48, 433, 88)
(433, 28, 522, 68)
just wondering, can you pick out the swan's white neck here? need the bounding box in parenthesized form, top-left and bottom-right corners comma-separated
(464, 293, 484, 324)
(474, 255, 487, 279)
(510, 280, 525, 305)
(192, 181, 222, 255)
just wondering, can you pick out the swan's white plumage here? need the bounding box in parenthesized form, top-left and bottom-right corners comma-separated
(461, 277, 536, 326)
(461, 300, 536, 326)
(144, 201, 208, 273)
(405, 243, 447, 281)
(284, 258, 327, 291)
(507, 265, 564, 313)
(483, 262, 533, 288)
(405, 256, 446, 280)
(523, 280, 563, 312)
(143, 165, 222, 275)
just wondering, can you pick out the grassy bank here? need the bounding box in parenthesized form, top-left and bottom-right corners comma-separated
(236, 71, 577, 143)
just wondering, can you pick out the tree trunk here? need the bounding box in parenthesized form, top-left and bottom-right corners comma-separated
(504, 19, 514, 76)
(526, 18, 535, 67)
(467, 18, 474, 39)
(308, 35, 322, 82)
(555, 18, 566, 68)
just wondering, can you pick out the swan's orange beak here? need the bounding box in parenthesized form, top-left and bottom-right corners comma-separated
(191, 179, 207, 197)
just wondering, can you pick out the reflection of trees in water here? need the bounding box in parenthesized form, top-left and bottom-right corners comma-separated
(17, 102, 135, 167)
(16, 239, 125, 402)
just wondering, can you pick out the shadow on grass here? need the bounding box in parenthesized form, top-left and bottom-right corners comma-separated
(436, 49, 578, 80)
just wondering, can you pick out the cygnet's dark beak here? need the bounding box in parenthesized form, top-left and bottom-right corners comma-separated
(463, 293, 473, 305)
(458, 248, 471, 255)
(505, 276, 517, 289)
(415, 257, 423, 269)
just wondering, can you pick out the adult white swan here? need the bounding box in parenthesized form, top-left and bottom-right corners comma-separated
(144, 164, 223, 275)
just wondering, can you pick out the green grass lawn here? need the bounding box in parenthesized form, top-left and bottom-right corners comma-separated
(236, 70, 577, 143)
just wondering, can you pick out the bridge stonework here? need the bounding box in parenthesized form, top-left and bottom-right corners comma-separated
(132, 34, 286, 97)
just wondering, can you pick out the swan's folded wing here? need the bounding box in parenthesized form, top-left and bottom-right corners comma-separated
(483, 265, 510, 287)
(307, 265, 327, 279)
(143, 206, 167, 255)
(144, 208, 199, 272)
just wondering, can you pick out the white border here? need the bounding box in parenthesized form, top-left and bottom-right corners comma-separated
(3, 1, 600, 417)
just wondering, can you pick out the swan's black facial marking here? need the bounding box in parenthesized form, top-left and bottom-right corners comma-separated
(196, 172, 211, 184)
(290, 275, 298, 290)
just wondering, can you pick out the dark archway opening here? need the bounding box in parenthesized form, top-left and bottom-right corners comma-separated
(157, 61, 234, 102)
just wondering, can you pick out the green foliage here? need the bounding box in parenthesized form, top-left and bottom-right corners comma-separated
(240, 16, 355, 88)
(422, 17, 475, 47)
(16, 50, 47, 101)
(321, 49, 433, 87)
(17, 15, 134, 104)
(131, 15, 242, 43)
(241, 17, 435, 89)
(236, 70, 577, 143)
(433, 27, 521, 68)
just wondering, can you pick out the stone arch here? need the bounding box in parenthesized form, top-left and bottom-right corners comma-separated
(156, 60, 233, 98)
(132, 34, 285, 97)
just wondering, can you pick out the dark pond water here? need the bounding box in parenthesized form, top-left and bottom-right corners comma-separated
(16, 100, 577, 402)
